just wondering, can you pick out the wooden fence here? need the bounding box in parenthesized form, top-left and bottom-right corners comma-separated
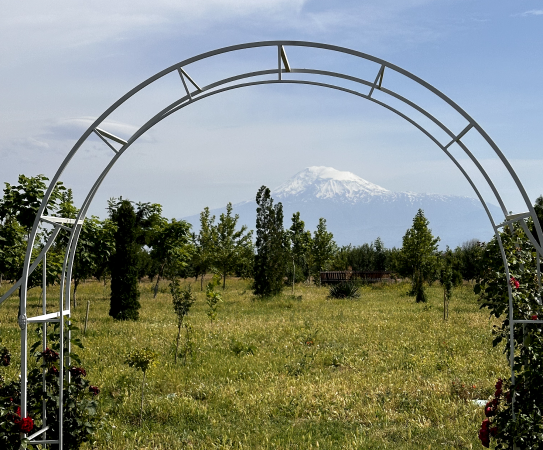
(319, 271, 392, 285)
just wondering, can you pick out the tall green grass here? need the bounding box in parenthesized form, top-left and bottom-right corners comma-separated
(0, 279, 505, 449)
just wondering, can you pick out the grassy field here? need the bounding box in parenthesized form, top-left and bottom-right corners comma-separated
(0, 278, 507, 449)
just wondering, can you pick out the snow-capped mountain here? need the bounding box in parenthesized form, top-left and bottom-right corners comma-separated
(274, 166, 389, 201)
(184, 167, 500, 248)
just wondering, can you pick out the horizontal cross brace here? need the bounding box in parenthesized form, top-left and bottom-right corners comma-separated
(41, 215, 84, 225)
(27, 425, 49, 440)
(29, 440, 59, 445)
(513, 319, 543, 324)
(27, 310, 70, 324)
(495, 212, 531, 229)
(94, 127, 128, 145)
(506, 212, 531, 222)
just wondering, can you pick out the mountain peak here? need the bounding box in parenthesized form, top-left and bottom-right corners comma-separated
(273, 166, 389, 201)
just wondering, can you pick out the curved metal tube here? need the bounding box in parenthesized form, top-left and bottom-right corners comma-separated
(13, 40, 539, 441)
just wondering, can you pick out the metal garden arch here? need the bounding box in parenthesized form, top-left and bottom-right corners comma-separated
(1, 40, 542, 448)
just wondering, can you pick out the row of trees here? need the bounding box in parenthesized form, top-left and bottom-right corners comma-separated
(6, 174, 543, 314)
(0, 176, 338, 320)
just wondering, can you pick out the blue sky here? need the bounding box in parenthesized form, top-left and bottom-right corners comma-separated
(1, 1, 543, 223)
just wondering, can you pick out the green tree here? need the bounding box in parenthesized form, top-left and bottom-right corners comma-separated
(288, 212, 312, 283)
(0, 174, 66, 236)
(170, 280, 196, 363)
(310, 218, 337, 285)
(91, 218, 116, 285)
(399, 209, 440, 302)
(149, 218, 194, 296)
(457, 239, 485, 282)
(212, 203, 253, 289)
(0, 175, 66, 286)
(192, 207, 216, 291)
(109, 200, 140, 320)
(253, 186, 288, 297)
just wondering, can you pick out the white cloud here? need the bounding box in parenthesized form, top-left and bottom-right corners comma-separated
(41, 117, 155, 144)
(519, 10, 543, 16)
(0, 0, 307, 61)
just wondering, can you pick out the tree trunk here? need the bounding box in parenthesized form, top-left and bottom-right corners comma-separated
(153, 274, 161, 298)
(222, 268, 226, 290)
(139, 370, 147, 426)
(443, 289, 446, 320)
(175, 322, 181, 363)
(73, 279, 79, 309)
(201, 273, 204, 291)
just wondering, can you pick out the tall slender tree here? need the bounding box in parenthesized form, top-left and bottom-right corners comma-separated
(288, 212, 312, 283)
(310, 218, 336, 285)
(109, 200, 140, 320)
(253, 186, 288, 297)
(193, 207, 216, 290)
(399, 209, 440, 302)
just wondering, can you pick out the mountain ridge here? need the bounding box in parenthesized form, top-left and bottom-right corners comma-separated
(183, 166, 499, 248)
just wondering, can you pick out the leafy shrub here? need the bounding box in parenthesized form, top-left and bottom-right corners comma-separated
(229, 340, 256, 356)
(475, 222, 543, 448)
(206, 282, 223, 323)
(0, 325, 101, 450)
(125, 348, 157, 425)
(328, 282, 360, 299)
(170, 280, 196, 363)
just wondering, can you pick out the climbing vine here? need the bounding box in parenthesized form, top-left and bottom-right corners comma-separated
(475, 221, 543, 448)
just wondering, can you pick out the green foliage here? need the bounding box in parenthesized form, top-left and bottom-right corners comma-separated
(328, 282, 360, 299)
(310, 218, 337, 284)
(125, 347, 158, 425)
(0, 324, 101, 449)
(398, 209, 440, 302)
(253, 186, 288, 297)
(331, 238, 390, 272)
(458, 239, 485, 281)
(213, 203, 253, 289)
(192, 207, 216, 290)
(475, 221, 543, 448)
(0, 174, 66, 234)
(229, 339, 256, 356)
(170, 279, 196, 363)
(150, 218, 194, 295)
(205, 282, 223, 322)
(0, 218, 26, 282)
(125, 348, 157, 374)
(287, 212, 312, 283)
(109, 200, 140, 321)
(0, 174, 66, 285)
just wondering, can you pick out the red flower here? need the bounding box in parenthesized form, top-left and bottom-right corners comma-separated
(1, 347, 11, 366)
(495, 378, 503, 397)
(510, 277, 520, 289)
(17, 417, 34, 433)
(484, 400, 497, 417)
(490, 426, 498, 437)
(41, 348, 59, 363)
(69, 367, 87, 378)
(479, 419, 490, 448)
(16, 407, 20, 417)
(532, 314, 538, 320)
(89, 385, 100, 396)
(49, 366, 59, 376)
